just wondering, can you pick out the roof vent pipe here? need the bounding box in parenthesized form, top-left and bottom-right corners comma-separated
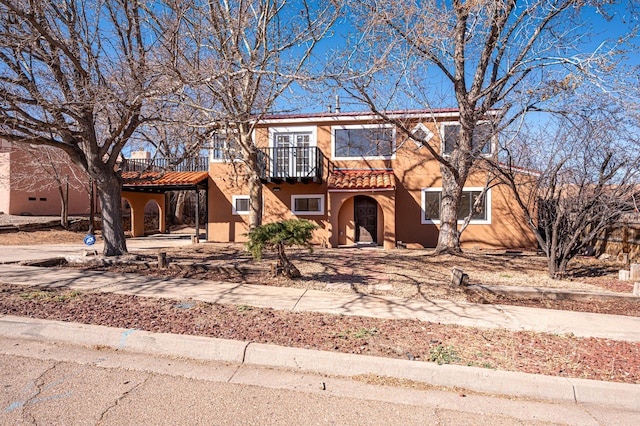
(335, 95, 340, 113)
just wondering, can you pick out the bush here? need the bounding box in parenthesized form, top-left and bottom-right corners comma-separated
(245, 219, 318, 278)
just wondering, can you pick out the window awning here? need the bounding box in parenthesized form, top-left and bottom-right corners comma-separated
(327, 170, 395, 191)
(122, 171, 209, 193)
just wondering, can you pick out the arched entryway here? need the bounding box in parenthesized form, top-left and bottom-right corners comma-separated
(354, 195, 377, 244)
(143, 199, 162, 235)
(330, 193, 392, 248)
(326, 169, 397, 249)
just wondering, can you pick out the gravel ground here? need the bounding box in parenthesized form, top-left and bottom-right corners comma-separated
(1, 283, 638, 384)
(61, 243, 637, 305)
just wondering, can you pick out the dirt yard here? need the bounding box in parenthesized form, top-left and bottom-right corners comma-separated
(58, 237, 639, 317)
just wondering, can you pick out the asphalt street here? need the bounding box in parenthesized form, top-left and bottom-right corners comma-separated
(2, 337, 636, 425)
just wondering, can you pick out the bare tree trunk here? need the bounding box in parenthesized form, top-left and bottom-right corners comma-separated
(436, 169, 463, 254)
(88, 177, 95, 234)
(549, 247, 572, 278)
(277, 242, 300, 278)
(548, 255, 569, 279)
(96, 173, 128, 256)
(547, 257, 558, 278)
(247, 146, 263, 230)
(174, 191, 186, 224)
(58, 174, 69, 230)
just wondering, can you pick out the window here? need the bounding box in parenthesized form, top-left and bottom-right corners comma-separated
(232, 195, 250, 215)
(291, 194, 324, 215)
(211, 133, 238, 162)
(421, 188, 491, 224)
(333, 125, 395, 159)
(411, 123, 434, 148)
(442, 122, 494, 155)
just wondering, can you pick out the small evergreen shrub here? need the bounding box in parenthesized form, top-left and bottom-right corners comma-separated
(245, 219, 318, 278)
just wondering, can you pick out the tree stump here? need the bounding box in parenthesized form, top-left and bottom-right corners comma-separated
(158, 252, 167, 268)
(451, 267, 469, 287)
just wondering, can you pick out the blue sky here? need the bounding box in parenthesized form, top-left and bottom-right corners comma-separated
(278, 1, 639, 114)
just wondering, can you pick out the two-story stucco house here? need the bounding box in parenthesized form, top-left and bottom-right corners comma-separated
(206, 109, 537, 250)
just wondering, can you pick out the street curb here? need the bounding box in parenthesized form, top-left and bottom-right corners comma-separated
(1, 315, 639, 410)
(0, 315, 248, 365)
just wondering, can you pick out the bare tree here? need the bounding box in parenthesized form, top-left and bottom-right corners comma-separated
(10, 144, 89, 228)
(336, 0, 636, 253)
(131, 102, 211, 225)
(490, 105, 640, 278)
(0, 0, 162, 255)
(156, 0, 339, 230)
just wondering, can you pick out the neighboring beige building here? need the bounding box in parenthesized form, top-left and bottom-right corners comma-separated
(207, 109, 538, 250)
(0, 140, 92, 216)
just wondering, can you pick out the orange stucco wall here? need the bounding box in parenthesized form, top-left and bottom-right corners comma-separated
(206, 114, 537, 250)
(207, 174, 329, 245)
(121, 191, 166, 237)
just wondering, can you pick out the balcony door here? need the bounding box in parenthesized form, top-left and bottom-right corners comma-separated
(274, 132, 311, 178)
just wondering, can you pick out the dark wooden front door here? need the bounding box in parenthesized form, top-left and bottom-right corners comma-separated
(354, 196, 377, 243)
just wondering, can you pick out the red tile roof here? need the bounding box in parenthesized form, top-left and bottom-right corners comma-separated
(327, 170, 395, 190)
(122, 171, 209, 187)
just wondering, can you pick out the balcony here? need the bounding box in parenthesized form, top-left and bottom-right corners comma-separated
(122, 156, 209, 172)
(258, 146, 324, 184)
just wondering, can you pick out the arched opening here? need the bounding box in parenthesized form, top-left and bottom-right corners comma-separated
(330, 190, 394, 249)
(144, 199, 161, 235)
(121, 197, 133, 237)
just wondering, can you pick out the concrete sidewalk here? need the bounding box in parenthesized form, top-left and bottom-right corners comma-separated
(0, 235, 193, 264)
(0, 264, 639, 342)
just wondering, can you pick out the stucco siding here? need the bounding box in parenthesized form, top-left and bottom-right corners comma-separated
(206, 113, 538, 250)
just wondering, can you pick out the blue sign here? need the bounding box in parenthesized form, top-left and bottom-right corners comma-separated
(84, 234, 96, 246)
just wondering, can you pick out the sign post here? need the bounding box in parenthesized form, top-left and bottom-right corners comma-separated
(83, 233, 97, 256)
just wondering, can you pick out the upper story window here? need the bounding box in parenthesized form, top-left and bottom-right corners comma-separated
(442, 122, 494, 156)
(411, 123, 434, 148)
(211, 133, 239, 162)
(269, 126, 317, 148)
(268, 126, 317, 178)
(332, 124, 395, 160)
